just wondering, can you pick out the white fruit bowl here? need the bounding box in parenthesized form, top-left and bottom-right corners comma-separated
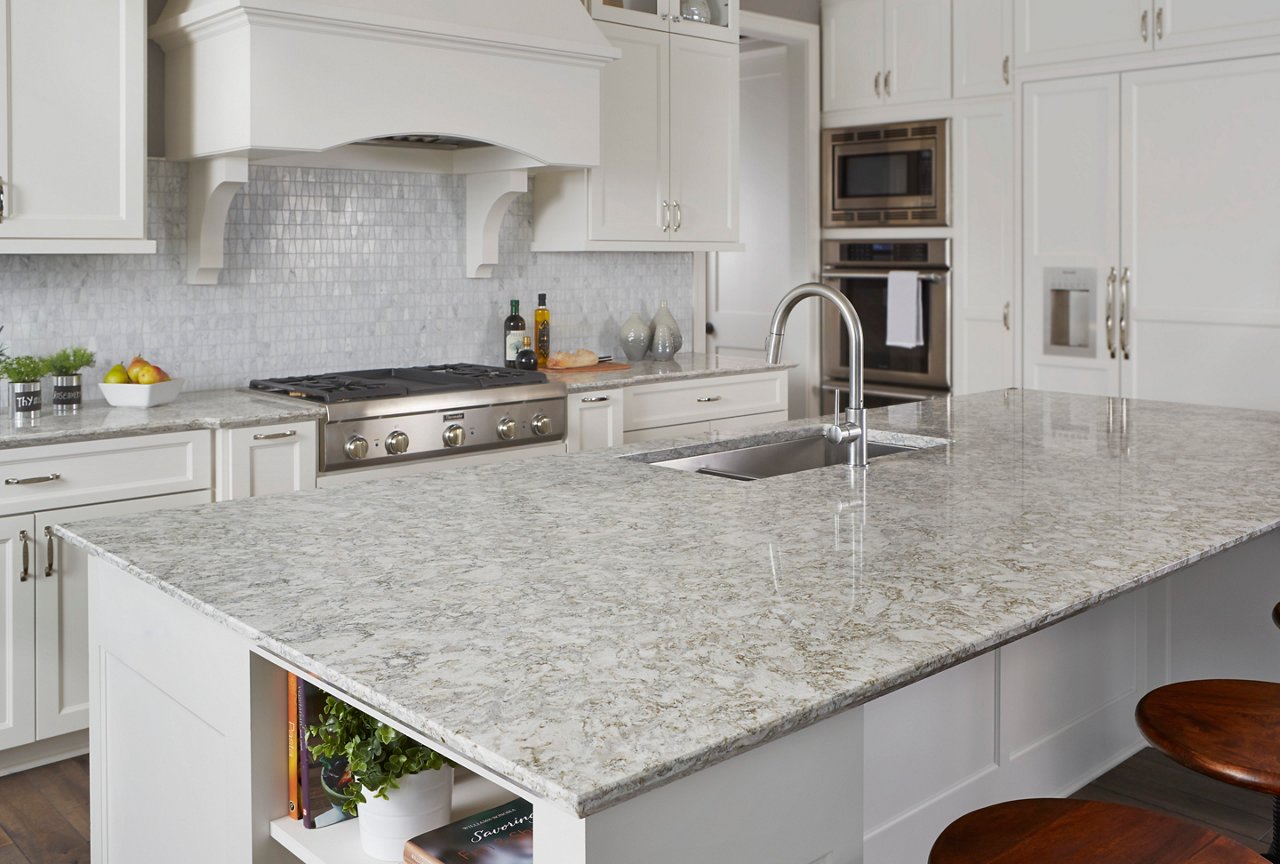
(98, 378, 184, 408)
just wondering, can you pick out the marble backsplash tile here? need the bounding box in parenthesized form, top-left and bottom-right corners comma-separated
(0, 160, 694, 400)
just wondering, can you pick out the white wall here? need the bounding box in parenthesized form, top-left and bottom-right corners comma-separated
(741, 0, 819, 23)
(0, 160, 694, 398)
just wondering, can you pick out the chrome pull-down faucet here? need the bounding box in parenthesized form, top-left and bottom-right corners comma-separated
(765, 282, 868, 469)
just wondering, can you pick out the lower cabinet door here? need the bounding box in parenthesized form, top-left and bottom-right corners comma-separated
(218, 422, 318, 501)
(0, 515, 36, 751)
(34, 491, 210, 739)
(566, 390, 625, 452)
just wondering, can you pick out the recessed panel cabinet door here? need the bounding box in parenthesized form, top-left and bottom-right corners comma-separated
(0, 515, 35, 751)
(565, 390, 625, 453)
(34, 491, 210, 740)
(1016, 0, 1152, 67)
(885, 0, 952, 104)
(590, 23, 671, 243)
(822, 0, 885, 111)
(1022, 75, 1122, 397)
(1154, 0, 1280, 50)
(0, 0, 146, 239)
(1120, 56, 1280, 411)
(669, 35, 738, 243)
(954, 0, 1013, 98)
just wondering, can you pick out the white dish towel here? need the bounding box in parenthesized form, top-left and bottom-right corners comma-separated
(885, 270, 924, 349)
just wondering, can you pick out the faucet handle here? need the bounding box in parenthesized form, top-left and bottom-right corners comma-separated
(833, 387, 841, 423)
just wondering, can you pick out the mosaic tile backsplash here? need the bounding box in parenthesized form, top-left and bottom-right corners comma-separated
(0, 160, 694, 400)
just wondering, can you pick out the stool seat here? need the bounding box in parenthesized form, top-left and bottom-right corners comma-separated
(929, 798, 1268, 863)
(1136, 679, 1280, 796)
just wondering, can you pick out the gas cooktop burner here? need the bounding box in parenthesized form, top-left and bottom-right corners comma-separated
(249, 364, 548, 403)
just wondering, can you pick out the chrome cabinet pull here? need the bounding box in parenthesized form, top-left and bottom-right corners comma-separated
(1155, 6, 1164, 39)
(1141, 9, 1149, 41)
(0, 176, 5, 223)
(660, 12, 669, 21)
(1002, 302, 1011, 331)
(696, 396, 722, 403)
(1119, 267, 1132, 360)
(673, 201, 682, 232)
(5, 473, 61, 486)
(581, 396, 610, 404)
(1105, 267, 1118, 359)
(671, 13, 682, 22)
(874, 71, 882, 98)
(43, 525, 53, 578)
(1002, 55, 1010, 85)
(661, 200, 671, 232)
(18, 530, 29, 582)
(252, 430, 297, 441)
(884, 69, 892, 97)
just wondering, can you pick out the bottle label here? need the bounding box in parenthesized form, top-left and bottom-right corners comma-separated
(506, 331, 525, 362)
(536, 321, 550, 360)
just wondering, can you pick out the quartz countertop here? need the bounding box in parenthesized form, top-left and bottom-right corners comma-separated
(0, 389, 324, 450)
(551, 352, 791, 392)
(54, 391, 1280, 818)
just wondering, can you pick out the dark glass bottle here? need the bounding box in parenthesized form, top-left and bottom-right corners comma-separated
(503, 299, 526, 369)
(516, 335, 538, 371)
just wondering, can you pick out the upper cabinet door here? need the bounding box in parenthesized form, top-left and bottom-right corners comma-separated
(670, 0, 738, 43)
(669, 36, 738, 243)
(0, 0, 149, 246)
(885, 0, 953, 104)
(590, 23, 672, 243)
(1022, 75, 1123, 398)
(1153, 0, 1280, 51)
(589, 0, 673, 33)
(954, 0, 1013, 98)
(1016, 0, 1153, 68)
(823, 0, 886, 112)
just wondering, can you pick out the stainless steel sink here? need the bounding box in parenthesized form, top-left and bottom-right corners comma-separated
(650, 436, 920, 481)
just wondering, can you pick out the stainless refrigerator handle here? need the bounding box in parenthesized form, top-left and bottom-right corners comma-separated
(821, 269, 944, 282)
(1105, 267, 1117, 359)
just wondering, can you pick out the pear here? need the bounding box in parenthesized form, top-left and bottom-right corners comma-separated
(125, 355, 150, 383)
(135, 364, 162, 385)
(103, 363, 130, 384)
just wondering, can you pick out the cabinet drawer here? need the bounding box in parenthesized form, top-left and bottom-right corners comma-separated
(0, 431, 211, 515)
(623, 372, 786, 431)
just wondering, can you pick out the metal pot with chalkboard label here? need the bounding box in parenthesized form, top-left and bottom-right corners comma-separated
(10, 381, 42, 424)
(51, 374, 82, 414)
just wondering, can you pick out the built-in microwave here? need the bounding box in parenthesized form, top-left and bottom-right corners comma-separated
(822, 119, 948, 227)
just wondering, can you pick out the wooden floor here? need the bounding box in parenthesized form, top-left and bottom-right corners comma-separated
(0, 748, 1270, 862)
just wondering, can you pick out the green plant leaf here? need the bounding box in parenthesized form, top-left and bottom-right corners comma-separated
(0, 355, 49, 383)
(46, 347, 96, 376)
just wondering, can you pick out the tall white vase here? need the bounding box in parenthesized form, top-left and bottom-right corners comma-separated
(357, 766, 454, 861)
(650, 300, 683, 361)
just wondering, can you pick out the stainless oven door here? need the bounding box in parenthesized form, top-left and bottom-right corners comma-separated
(821, 268, 950, 391)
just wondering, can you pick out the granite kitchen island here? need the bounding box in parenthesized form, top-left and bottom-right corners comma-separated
(58, 390, 1280, 864)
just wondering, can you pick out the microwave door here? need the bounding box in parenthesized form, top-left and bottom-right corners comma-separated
(833, 138, 938, 212)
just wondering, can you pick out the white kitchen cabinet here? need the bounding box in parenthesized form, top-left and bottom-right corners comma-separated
(565, 390, 625, 453)
(0, 0, 152, 252)
(216, 422, 319, 502)
(533, 21, 739, 250)
(0, 432, 212, 760)
(822, 0, 951, 112)
(951, 100, 1015, 395)
(1023, 56, 1280, 411)
(1016, 0, 1280, 67)
(586, 0, 738, 43)
(953, 0, 1013, 98)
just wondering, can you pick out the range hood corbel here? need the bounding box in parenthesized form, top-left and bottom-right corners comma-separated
(152, 0, 618, 285)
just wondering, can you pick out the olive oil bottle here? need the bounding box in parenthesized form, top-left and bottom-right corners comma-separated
(534, 293, 551, 369)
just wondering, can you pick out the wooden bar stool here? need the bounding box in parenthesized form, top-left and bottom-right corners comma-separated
(1135, 603, 1280, 862)
(929, 798, 1269, 863)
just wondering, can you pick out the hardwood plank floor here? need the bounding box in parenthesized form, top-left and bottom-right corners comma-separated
(0, 748, 1269, 861)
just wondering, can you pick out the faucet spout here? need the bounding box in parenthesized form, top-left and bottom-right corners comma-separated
(766, 282, 868, 468)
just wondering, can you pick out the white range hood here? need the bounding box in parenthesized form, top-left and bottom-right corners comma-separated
(151, 0, 618, 283)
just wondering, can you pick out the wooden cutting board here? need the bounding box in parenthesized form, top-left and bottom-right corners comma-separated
(545, 361, 631, 374)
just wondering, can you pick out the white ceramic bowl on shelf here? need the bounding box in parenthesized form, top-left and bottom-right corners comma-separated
(98, 378, 184, 408)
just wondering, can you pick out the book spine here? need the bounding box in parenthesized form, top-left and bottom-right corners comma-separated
(299, 681, 314, 828)
(287, 673, 299, 820)
(402, 847, 446, 864)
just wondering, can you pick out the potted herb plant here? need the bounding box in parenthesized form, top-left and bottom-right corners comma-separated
(307, 695, 453, 861)
(0, 354, 50, 425)
(46, 347, 96, 415)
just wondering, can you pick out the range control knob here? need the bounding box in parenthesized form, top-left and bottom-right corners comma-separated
(385, 430, 410, 455)
(345, 435, 370, 460)
(531, 414, 553, 437)
(442, 424, 466, 448)
(496, 417, 518, 440)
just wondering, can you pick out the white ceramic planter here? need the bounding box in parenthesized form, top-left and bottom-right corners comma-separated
(357, 766, 454, 861)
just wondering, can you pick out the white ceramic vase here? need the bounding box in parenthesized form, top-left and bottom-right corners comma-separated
(356, 766, 454, 861)
(650, 300, 683, 361)
(619, 311, 651, 362)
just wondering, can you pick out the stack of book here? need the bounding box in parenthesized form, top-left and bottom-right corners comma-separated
(403, 798, 532, 864)
(286, 673, 356, 829)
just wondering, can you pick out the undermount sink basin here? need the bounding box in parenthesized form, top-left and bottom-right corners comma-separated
(650, 435, 921, 481)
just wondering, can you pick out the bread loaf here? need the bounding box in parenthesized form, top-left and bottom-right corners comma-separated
(547, 349, 599, 369)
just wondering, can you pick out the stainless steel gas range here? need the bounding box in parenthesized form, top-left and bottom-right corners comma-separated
(250, 364, 567, 480)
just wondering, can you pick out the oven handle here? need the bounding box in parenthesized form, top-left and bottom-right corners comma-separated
(821, 269, 946, 282)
